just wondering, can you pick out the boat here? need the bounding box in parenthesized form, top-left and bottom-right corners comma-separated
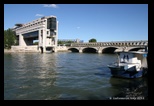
(107, 47, 148, 79)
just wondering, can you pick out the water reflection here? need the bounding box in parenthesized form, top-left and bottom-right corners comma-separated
(4, 53, 58, 100)
(4, 53, 148, 100)
(109, 76, 148, 100)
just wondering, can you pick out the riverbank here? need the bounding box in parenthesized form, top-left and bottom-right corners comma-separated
(4, 49, 70, 53)
(4, 49, 13, 53)
(4, 45, 70, 53)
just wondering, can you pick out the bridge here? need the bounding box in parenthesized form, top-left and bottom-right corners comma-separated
(67, 40, 148, 53)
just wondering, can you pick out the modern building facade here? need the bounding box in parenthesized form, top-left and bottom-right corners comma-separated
(12, 15, 58, 53)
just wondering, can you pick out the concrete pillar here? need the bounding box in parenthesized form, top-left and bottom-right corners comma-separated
(55, 21, 58, 46)
(42, 29, 46, 53)
(54, 47, 57, 52)
(38, 30, 42, 47)
(38, 29, 43, 53)
(19, 34, 26, 46)
(19, 34, 22, 46)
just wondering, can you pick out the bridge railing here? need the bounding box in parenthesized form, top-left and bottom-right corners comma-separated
(70, 41, 148, 47)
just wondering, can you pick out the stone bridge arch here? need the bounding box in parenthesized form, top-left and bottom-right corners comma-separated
(82, 47, 98, 53)
(68, 48, 79, 52)
(127, 47, 145, 51)
(67, 45, 147, 53)
(68, 47, 99, 53)
(102, 46, 119, 53)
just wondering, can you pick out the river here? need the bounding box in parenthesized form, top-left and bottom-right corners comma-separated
(4, 52, 148, 100)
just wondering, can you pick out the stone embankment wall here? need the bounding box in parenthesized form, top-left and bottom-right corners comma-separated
(4, 45, 69, 53)
(11, 46, 39, 53)
(4, 49, 13, 53)
(57, 46, 69, 52)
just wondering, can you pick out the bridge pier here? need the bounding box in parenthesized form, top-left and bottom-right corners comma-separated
(53, 47, 57, 52)
(79, 49, 82, 53)
(97, 50, 102, 53)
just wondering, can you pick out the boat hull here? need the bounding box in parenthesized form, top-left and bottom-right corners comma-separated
(108, 66, 147, 79)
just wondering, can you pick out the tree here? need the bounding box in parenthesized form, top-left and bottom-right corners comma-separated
(58, 40, 74, 46)
(4, 30, 8, 48)
(4, 28, 17, 49)
(33, 42, 38, 45)
(89, 38, 97, 42)
(58, 41, 63, 45)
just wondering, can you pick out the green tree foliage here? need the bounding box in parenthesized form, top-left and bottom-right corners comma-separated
(33, 42, 38, 45)
(89, 38, 97, 42)
(58, 40, 75, 46)
(58, 41, 64, 45)
(4, 28, 17, 49)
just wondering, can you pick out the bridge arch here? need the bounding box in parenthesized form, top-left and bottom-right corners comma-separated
(68, 48, 79, 52)
(128, 47, 145, 51)
(82, 47, 97, 53)
(102, 47, 118, 53)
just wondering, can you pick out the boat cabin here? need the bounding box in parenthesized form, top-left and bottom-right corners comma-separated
(116, 51, 148, 70)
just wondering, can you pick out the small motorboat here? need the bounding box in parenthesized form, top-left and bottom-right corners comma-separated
(107, 48, 148, 79)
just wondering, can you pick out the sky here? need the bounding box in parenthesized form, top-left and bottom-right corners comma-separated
(4, 4, 148, 42)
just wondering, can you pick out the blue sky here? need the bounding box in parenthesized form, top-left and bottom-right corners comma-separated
(4, 4, 148, 42)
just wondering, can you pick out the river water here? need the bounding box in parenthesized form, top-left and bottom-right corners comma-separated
(4, 52, 148, 100)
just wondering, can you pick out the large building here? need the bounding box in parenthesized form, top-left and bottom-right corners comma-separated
(12, 15, 58, 53)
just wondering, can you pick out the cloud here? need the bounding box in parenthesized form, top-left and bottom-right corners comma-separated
(43, 4, 58, 8)
(35, 14, 44, 17)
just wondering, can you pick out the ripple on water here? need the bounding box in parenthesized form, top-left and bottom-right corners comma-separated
(4, 53, 148, 100)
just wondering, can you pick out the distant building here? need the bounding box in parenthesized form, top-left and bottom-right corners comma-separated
(12, 16, 58, 53)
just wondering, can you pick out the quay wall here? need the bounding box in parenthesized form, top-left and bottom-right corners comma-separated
(11, 46, 39, 53)
(4, 45, 69, 53)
